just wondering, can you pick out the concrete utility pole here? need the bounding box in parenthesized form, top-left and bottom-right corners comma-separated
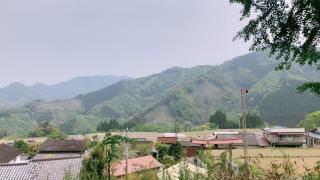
(240, 88, 249, 174)
(125, 127, 129, 180)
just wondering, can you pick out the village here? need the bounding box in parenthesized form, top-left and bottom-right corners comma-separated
(1, 126, 320, 179)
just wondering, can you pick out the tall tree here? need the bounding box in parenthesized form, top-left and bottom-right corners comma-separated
(209, 110, 227, 128)
(230, 0, 320, 95)
(246, 112, 265, 128)
(299, 111, 320, 130)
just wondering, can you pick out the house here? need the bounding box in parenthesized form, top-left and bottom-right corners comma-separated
(308, 128, 320, 147)
(0, 144, 23, 163)
(215, 133, 270, 148)
(0, 156, 82, 180)
(179, 141, 202, 157)
(157, 161, 207, 180)
(263, 127, 306, 146)
(111, 155, 162, 179)
(33, 140, 87, 160)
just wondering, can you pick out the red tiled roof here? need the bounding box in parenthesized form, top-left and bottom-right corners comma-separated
(191, 138, 243, 145)
(112, 155, 162, 177)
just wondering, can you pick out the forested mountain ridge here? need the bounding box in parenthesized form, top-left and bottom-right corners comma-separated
(1, 52, 320, 136)
(0, 75, 128, 109)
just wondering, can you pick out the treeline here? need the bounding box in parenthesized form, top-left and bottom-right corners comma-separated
(209, 110, 265, 129)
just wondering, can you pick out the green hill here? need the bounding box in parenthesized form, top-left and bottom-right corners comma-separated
(1, 52, 320, 136)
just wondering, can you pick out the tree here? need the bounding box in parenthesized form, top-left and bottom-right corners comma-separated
(96, 119, 120, 133)
(231, 0, 320, 95)
(155, 143, 169, 162)
(14, 140, 29, 153)
(103, 133, 127, 180)
(246, 112, 265, 128)
(81, 133, 128, 180)
(48, 128, 67, 140)
(209, 110, 227, 129)
(299, 111, 320, 130)
(29, 122, 58, 137)
(168, 143, 182, 161)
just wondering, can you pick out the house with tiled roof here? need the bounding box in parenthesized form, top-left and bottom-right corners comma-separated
(33, 140, 87, 160)
(0, 144, 23, 163)
(0, 156, 82, 180)
(111, 155, 162, 178)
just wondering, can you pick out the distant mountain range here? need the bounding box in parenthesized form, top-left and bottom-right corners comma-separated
(0, 75, 128, 109)
(1, 52, 320, 136)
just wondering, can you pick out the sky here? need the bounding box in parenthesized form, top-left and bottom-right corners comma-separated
(0, 0, 249, 87)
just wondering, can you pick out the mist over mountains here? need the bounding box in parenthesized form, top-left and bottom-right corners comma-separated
(0, 75, 128, 109)
(1, 52, 320, 136)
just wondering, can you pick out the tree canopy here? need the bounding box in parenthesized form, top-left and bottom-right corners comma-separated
(231, 0, 320, 95)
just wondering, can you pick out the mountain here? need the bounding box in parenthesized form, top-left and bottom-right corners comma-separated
(77, 52, 320, 127)
(1, 52, 320, 136)
(0, 75, 128, 109)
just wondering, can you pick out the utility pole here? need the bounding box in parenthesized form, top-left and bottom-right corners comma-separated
(240, 88, 249, 175)
(125, 127, 128, 180)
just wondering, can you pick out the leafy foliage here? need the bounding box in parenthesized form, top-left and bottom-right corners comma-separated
(96, 119, 120, 132)
(241, 112, 265, 128)
(14, 140, 39, 156)
(155, 143, 169, 162)
(299, 111, 320, 131)
(14, 140, 29, 153)
(168, 142, 182, 161)
(209, 110, 227, 129)
(231, 0, 320, 95)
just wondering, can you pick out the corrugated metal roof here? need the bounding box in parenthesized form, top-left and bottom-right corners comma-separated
(264, 127, 305, 133)
(309, 132, 320, 139)
(112, 155, 162, 177)
(0, 156, 82, 180)
(192, 138, 243, 145)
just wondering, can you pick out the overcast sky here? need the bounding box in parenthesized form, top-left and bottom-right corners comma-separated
(0, 0, 249, 87)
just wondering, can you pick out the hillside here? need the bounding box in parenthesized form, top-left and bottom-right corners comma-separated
(1, 52, 320, 136)
(0, 75, 128, 109)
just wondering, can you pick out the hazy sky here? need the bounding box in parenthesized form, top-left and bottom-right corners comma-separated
(0, 0, 249, 87)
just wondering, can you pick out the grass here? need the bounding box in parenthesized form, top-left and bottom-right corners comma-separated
(210, 148, 320, 174)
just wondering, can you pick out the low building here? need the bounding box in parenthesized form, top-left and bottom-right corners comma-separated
(179, 141, 202, 157)
(33, 140, 87, 160)
(191, 138, 243, 148)
(0, 156, 82, 180)
(215, 133, 270, 148)
(111, 155, 162, 179)
(308, 128, 320, 147)
(263, 127, 306, 146)
(157, 161, 207, 180)
(0, 144, 23, 163)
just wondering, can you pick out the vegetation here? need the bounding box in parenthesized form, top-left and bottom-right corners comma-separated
(1, 52, 320, 136)
(299, 111, 320, 130)
(231, 0, 320, 95)
(242, 112, 265, 128)
(13, 140, 39, 156)
(155, 143, 169, 162)
(168, 142, 182, 161)
(96, 119, 120, 132)
(81, 133, 128, 180)
(29, 122, 66, 140)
